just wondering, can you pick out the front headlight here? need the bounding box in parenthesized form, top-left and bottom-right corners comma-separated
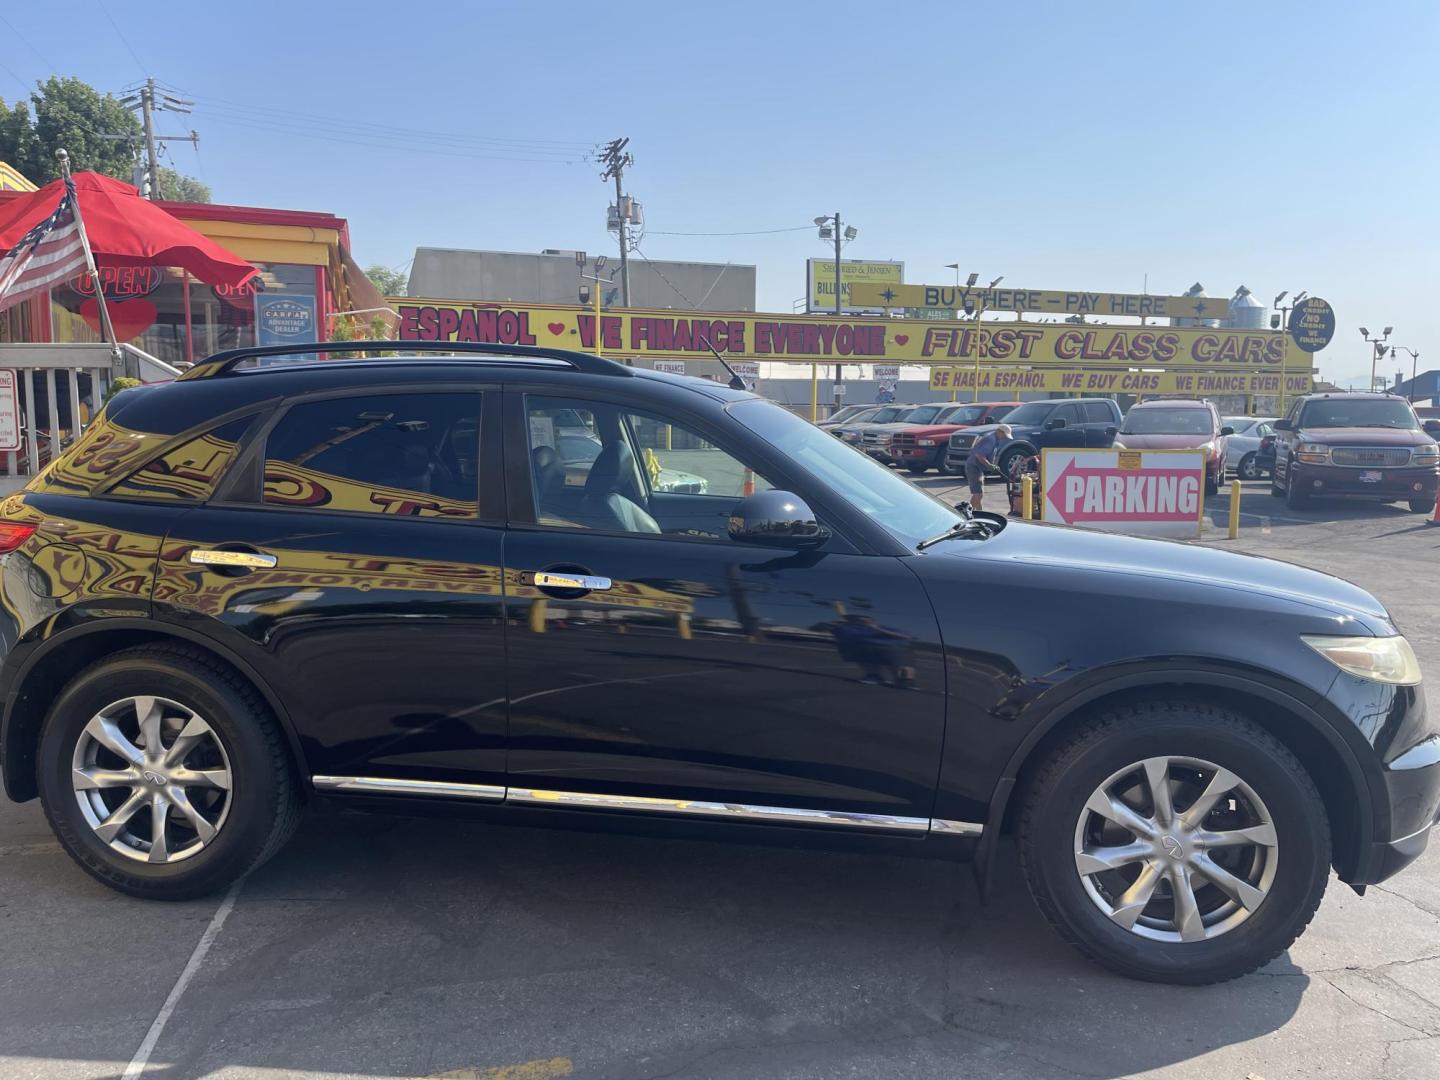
(1412, 444, 1439, 465)
(1302, 634, 1422, 684)
(1296, 441, 1330, 464)
(1197, 441, 1215, 455)
(917, 439, 937, 447)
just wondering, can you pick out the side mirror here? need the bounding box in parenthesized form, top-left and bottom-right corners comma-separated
(1423, 419, 1440, 436)
(1046, 417, 1067, 430)
(728, 490, 830, 548)
(1220, 426, 1235, 437)
(1273, 419, 1294, 431)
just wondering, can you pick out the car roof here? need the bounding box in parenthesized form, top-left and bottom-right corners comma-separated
(1298, 391, 1407, 401)
(1129, 398, 1209, 408)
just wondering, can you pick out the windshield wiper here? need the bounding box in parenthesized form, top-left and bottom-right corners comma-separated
(917, 504, 997, 550)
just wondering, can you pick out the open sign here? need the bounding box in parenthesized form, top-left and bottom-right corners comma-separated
(68, 266, 164, 300)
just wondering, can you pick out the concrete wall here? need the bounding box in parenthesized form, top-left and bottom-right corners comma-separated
(408, 248, 757, 312)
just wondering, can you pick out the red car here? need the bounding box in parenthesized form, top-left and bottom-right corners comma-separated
(1115, 398, 1233, 495)
(885, 401, 1022, 474)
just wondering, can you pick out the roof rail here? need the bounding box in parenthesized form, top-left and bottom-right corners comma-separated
(177, 340, 634, 381)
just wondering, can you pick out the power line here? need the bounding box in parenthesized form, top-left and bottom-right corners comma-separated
(647, 224, 815, 236)
(632, 241, 701, 309)
(93, 0, 148, 78)
(0, 13, 58, 72)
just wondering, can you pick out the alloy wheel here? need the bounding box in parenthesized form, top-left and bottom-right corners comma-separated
(1239, 454, 1260, 480)
(70, 696, 233, 864)
(1072, 756, 1278, 942)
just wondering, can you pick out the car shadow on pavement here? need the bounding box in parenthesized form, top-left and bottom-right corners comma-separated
(4, 810, 1308, 1080)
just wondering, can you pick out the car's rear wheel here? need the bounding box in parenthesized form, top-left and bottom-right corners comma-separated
(1408, 497, 1435, 514)
(1018, 700, 1329, 984)
(1237, 453, 1260, 481)
(38, 645, 300, 900)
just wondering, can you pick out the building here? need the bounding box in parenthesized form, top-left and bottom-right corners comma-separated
(407, 247, 756, 312)
(0, 168, 383, 366)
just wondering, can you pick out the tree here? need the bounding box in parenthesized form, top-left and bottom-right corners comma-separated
(158, 167, 211, 203)
(0, 76, 207, 200)
(365, 264, 408, 297)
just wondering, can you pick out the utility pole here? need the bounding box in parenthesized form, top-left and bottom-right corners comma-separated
(599, 138, 633, 305)
(119, 80, 196, 200)
(813, 212, 857, 389)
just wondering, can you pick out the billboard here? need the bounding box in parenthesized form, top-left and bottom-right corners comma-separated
(806, 259, 903, 312)
(1042, 448, 1206, 539)
(394, 299, 1288, 371)
(850, 282, 1227, 321)
(928, 367, 1313, 396)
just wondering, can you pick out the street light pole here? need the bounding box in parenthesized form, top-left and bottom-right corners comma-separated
(1361, 326, 1393, 392)
(1395, 347, 1420, 399)
(1273, 290, 1304, 416)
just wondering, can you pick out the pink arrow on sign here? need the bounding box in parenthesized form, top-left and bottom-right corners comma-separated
(1046, 457, 1202, 524)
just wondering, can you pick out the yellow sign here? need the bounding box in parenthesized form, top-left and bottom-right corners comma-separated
(928, 367, 1314, 395)
(850, 282, 1228, 320)
(395, 298, 1288, 370)
(806, 259, 903, 311)
(1118, 451, 1142, 470)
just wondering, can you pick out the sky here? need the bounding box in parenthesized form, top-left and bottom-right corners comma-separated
(3, 0, 1437, 389)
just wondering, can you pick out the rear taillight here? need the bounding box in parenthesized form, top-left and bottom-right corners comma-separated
(0, 522, 37, 554)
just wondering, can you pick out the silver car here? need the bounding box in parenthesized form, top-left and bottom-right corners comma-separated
(1222, 417, 1277, 480)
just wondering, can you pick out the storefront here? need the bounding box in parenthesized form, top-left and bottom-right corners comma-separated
(0, 172, 383, 366)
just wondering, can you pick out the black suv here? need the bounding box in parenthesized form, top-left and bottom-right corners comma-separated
(945, 397, 1122, 476)
(1, 342, 1435, 986)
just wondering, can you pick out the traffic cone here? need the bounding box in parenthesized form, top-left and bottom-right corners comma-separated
(1431, 497, 1440, 526)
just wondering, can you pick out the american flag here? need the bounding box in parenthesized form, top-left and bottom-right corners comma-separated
(0, 180, 88, 313)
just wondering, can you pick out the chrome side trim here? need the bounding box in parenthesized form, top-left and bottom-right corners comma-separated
(311, 775, 505, 801)
(508, 787, 964, 833)
(311, 776, 985, 836)
(928, 817, 985, 837)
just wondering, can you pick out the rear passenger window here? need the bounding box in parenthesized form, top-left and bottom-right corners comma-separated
(109, 417, 255, 502)
(261, 394, 482, 518)
(1082, 402, 1115, 424)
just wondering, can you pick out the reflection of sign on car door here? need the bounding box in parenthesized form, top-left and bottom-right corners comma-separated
(255, 295, 318, 362)
(0, 369, 19, 452)
(1042, 448, 1206, 538)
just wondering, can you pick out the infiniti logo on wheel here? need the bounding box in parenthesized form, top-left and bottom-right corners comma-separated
(1161, 835, 1183, 859)
(142, 770, 167, 787)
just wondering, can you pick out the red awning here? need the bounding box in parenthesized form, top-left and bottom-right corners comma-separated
(0, 172, 258, 291)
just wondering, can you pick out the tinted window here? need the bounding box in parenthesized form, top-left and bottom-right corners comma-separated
(901, 406, 944, 424)
(996, 401, 1056, 427)
(1081, 402, 1115, 424)
(1053, 403, 1083, 425)
(1299, 399, 1419, 430)
(1121, 407, 1214, 435)
(110, 417, 254, 502)
(262, 394, 481, 518)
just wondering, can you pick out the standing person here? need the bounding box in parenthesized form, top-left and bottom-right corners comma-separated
(965, 424, 1012, 512)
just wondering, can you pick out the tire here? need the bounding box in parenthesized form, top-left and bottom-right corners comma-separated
(1409, 497, 1435, 514)
(37, 644, 300, 900)
(1017, 700, 1329, 985)
(997, 445, 1027, 480)
(1285, 471, 1309, 510)
(1238, 453, 1260, 481)
(1204, 472, 1219, 497)
(907, 464, 928, 476)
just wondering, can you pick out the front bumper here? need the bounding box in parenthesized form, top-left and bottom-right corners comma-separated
(1289, 462, 1440, 501)
(891, 445, 942, 463)
(1359, 734, 1440, 883)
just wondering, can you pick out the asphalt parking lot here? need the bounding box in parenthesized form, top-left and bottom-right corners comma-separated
(3, 478, 1439, 1080)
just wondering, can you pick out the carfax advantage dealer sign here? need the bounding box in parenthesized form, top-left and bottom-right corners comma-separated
(1041, 448, 1207, 538)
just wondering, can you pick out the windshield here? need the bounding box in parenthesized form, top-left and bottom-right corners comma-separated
(1299, 399, 1420, 429)
(867, 406, 909, 424)
(939, 404, 991, 424)
(900, 405, 943, 424)
(732, 399, 960, 546)
(1224, 418, 1257, 434)
(1121, 408, 1213, 435)
(993, 402, 1055, 428)
(825, 405, 867, 423)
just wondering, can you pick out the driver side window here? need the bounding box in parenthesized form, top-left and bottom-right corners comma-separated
(524, 395, 773, 540)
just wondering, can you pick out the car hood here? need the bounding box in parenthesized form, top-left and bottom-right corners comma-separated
(916, 520, 1391, 630)
(893, 423, 967, 437)
(1115, 433, 1217, 449)
(1296, 427, 1430, 446)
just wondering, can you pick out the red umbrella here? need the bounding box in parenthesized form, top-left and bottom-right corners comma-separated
(0, 171, 258, 291)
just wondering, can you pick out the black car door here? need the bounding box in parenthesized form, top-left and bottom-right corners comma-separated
(153, 384, 509, 794)
(500, 387, 948, 824)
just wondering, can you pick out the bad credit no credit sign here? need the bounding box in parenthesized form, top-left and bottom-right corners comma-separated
(1042, 448, 1206, 538)
(393, 299, 1285, 368)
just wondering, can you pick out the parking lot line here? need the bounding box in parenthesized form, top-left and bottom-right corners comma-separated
(122, 879, 242, 1079)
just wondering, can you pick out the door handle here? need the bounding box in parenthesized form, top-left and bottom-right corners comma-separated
(188, 548, 278, 569)
(530, 571, 612, 592)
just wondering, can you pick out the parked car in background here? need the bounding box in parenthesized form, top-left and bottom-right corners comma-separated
(1257, 430, 1277, 476)
(946, 398, 1122, 478)
(817, 404, 874, 429)
(830, 403, 917, 446)
(887, 401, 1022, 475)
(1271, 391, 1440, 512)
(1222, 417, 1277, 480)
(864, 402, 1015, 466)
(1115, 399, 1232, 496)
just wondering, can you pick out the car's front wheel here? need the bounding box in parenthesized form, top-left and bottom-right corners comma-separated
(1237, 453, 1261, 481)
(38, 644, 301, 900)
(1018, 700, 1329, 984)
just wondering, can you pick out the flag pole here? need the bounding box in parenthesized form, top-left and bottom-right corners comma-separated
(55, 150, 123, 367)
